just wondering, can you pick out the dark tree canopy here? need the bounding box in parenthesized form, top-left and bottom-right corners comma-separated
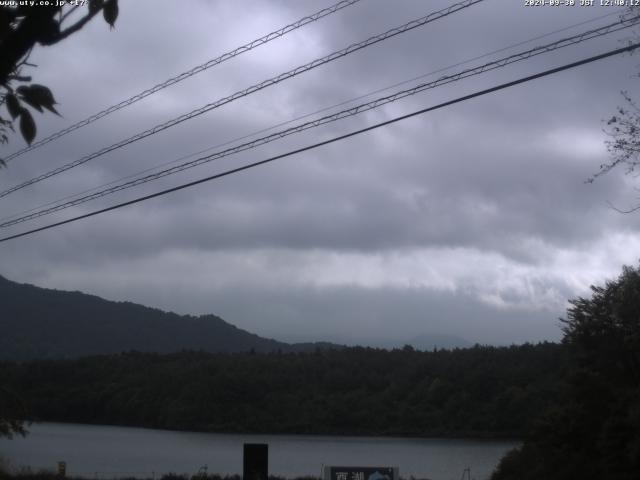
(492, 264, 640, 480)
(563, 265, 640, 385)
(0, 0, 118, 161)
(0, 343, 566, 438)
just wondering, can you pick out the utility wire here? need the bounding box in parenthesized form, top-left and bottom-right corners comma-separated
(1, 42, 637, 244)
(1, 14, 637, 229)
(2, 0, 364, 163)
(0, 0, 484, 199)
(0, 8, 621, 225)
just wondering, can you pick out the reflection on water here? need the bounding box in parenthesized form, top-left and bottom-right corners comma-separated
(0, 423, 518, 480)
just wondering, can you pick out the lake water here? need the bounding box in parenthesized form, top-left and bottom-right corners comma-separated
(0, 423, 518, 480)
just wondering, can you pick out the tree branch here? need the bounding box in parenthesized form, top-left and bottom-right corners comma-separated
(53, 7, 101, 42)
(6, 75, 31, 82)
(59, 4, 79, 24)
(0, 8, 58, 85)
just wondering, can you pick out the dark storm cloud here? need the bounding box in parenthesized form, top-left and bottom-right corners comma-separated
(6, 116, 629, 262)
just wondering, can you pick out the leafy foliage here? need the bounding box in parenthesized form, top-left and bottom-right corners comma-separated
(492, 265, 640, 480)
(590, 93, 640, 189)
(103, 0, 119, 29)
(587, 8, 640, 210)
(0, 1, 118, 162)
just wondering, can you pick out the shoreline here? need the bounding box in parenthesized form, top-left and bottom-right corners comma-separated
(16, 420, 524, 442)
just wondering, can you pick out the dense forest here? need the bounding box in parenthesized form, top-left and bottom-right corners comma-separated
(1, 343, 566, 438)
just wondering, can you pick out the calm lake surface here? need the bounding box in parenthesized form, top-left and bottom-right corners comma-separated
(0, 423, 518, 480)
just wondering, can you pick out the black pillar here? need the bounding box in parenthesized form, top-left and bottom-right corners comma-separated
(243, 443, 268, 480)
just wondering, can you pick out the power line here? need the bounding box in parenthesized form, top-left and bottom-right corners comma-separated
(1, 42, 637, 244)
(2, 0, 364, 163)
(0, 0, 484, 199)
(1, 8, 622, 225)
(2, 14, 636, 229)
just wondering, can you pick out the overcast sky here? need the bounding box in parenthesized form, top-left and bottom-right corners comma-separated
(1, 0, 639, 347)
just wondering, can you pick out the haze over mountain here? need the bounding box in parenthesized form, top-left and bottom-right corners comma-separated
(0, 275, 342, 361)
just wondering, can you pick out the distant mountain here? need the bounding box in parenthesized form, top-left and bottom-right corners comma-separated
(0, 275, 333, 361)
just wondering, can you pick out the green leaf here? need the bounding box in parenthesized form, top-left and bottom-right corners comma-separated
(26, 84, 59, 115)
(27, 84, 55, 105)
(44, 103, 60, 116)
(5, 94, 20, 119)
(19, 108, 36, 145)
(16, 84, 60, 115)
(16, 86, 43, 112)
(103, 0, 118, 28)
(18, 97, 43, 112)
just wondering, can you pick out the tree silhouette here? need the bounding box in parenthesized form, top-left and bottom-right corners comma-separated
(591, 92, 640, 213)
(492, 264, 640, 480)
(588, 7, 640, 212)
(0, 0, 119, 164)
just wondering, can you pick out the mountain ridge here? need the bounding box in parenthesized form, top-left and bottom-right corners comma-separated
(0, 274, 334, 360)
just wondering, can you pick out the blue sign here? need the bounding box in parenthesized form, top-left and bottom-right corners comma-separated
(326, 466, 397, 480)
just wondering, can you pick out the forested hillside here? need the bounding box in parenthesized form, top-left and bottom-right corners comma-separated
(1, 343, 566, 438)
(0, 275, 327, 360)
